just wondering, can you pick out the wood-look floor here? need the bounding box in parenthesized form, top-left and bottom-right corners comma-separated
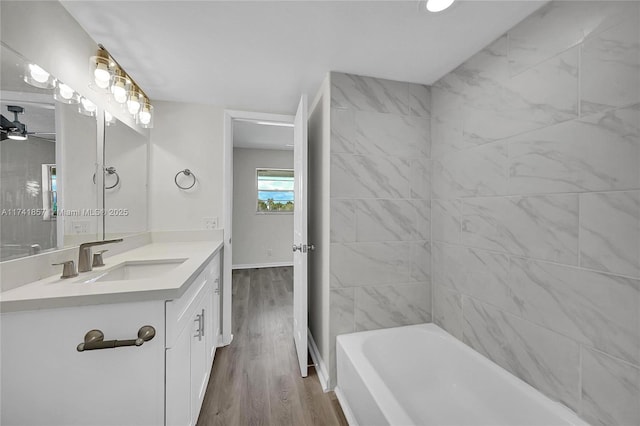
(197, 267, 348, 426)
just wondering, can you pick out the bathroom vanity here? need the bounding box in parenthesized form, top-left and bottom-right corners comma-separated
(0, 240, 223, 426)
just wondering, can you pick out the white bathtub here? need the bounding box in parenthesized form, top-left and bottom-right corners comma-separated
(336, 323, 588, 426)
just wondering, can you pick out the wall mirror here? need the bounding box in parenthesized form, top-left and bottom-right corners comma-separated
(103, 112, 148, 238)
(0, 43, 100, 261)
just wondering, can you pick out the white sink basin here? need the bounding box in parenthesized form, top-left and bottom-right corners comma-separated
(80, 259, 187, 283)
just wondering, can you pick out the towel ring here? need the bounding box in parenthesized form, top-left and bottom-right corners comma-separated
(93, 166, 120, 189)
(175, 169, 196, 190)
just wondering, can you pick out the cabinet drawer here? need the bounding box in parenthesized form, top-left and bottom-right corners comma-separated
(166, 270, 209, 348)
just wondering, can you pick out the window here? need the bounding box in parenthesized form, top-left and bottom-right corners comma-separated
(257, 168, 294, 213)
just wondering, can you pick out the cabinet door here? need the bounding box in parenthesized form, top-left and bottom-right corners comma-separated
(1, 301, 164, 426)
(191, 293, 211, 422)
(166, 323, 191, 426)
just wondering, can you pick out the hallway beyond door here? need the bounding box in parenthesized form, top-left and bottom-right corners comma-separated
(197, 267, 347, 426)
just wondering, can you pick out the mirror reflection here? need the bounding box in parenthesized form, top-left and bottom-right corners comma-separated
(0, 44, 99, 261)
(103, 113, 148, 238)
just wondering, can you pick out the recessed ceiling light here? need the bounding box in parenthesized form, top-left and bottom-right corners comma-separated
(426, 0, 455, 13)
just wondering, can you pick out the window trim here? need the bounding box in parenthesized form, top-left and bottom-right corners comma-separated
(255, 167, 294, 214)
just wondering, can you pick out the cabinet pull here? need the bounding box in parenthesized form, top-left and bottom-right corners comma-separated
(77, 326, 156, 352)
(194, 314, 203, 341)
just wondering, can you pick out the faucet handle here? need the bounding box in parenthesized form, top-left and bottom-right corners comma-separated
(52, 260, 78, 279)
(92, 250, 108, 267)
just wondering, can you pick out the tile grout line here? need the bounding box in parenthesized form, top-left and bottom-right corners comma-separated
(431, 239, 639, 282)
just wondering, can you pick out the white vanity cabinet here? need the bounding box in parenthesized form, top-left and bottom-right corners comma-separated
(165, 252, 220, 426)
(0, 248, 222, 426)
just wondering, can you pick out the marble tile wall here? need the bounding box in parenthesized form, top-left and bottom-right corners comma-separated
(327, 72, 431, 387)
(431, 2, 640, 425)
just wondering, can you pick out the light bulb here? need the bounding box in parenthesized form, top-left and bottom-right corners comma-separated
(112, 83, 127, 103)
(29, 64, 50, 83)
(139, 109, 151, 125)
(426, 0, 455, 12)
(94, 62, 111, 89)
(127, 96, 141, 115)
(58, 83, 74, 100)
(81, 97, 97, 113)
(105, 111, 113, 122)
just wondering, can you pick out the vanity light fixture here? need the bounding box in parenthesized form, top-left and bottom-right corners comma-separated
(90, 49, 112, 90)
(137, 98, 153, 128)
(79, 97, 97, 117)
(127, 86, 142, 115)
(111, 70, 129, 104)
(54, 82, 80, 104)
(90, 45, 154, 128)
(426, 0, 456, 12)
(104, 110, 117, 126)
(23, 63, 56, 89)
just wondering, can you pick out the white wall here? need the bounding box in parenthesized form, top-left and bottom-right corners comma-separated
(148, 101, 224, 232)
(232, 148, 293, 267)
(307, 75, 331, 385)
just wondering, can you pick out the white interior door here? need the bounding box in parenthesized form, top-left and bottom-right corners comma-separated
(293, 94, 308, 377)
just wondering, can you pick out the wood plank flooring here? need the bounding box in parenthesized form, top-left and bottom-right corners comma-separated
(197, 267, 348, 426)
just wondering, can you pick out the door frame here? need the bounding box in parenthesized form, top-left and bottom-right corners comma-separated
(221, 109, 295, 346)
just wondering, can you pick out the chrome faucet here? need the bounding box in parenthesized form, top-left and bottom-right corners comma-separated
(78, 239, 123, 273)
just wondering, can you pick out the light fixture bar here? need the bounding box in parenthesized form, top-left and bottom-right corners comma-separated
(97, 44, 150, 102)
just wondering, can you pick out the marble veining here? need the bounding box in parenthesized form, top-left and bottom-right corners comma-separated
(355, 283, 430, 332)
(330, 153, 411, 199)
(410, 159, 430, 200)
(433, 242, 515, 314)
(461, 194, 579, 265)
(331, 72, 410, 115)
(508, 1, 635, 76)
(433, 141, 508, 199)
(508, 105, 640, 194)
(355, 199, 417, 242)
(330, 242, 412, 288)
(410, 240, 431, 283)
(581, 347, 640, 426)
(353, 111, 429, 159)
(509, 256, 640, 366)
(462, 298, 580, 411)
(330, 199, 356, 243)
(408, 84, 431, 117)
(580, 191, 640, 278)
(462, 47, 579, 146)
(330, 107, 355, 154)
(581, 17, 640, 117)
(431, 200, 462, 244)
(329, 287, 356, 386)
(431, 199, 462, 244)
(433, 284, 462, 339)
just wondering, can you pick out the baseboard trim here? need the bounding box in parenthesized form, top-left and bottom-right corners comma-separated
(232, 262, 293, 270)
(334, 386, 358, 426)
(307, 328, 330, 392)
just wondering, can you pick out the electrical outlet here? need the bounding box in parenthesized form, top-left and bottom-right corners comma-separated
(203, 217, 218, 230)
(267, 248, 273, 257)
(72, 220, 90, 234)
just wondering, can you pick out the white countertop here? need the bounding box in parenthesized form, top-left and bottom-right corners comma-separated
(0, 240, 223, 313)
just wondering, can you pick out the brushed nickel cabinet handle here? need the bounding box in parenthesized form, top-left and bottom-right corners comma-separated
(76, 325, 156, 352)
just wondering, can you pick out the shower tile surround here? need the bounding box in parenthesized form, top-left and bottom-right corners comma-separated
(431, 2, 640, 425)
(324, 3, 638, 424)
(328, 72, 432, 387)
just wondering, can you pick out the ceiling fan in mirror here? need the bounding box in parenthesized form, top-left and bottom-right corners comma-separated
(0, 105, 55, 142)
